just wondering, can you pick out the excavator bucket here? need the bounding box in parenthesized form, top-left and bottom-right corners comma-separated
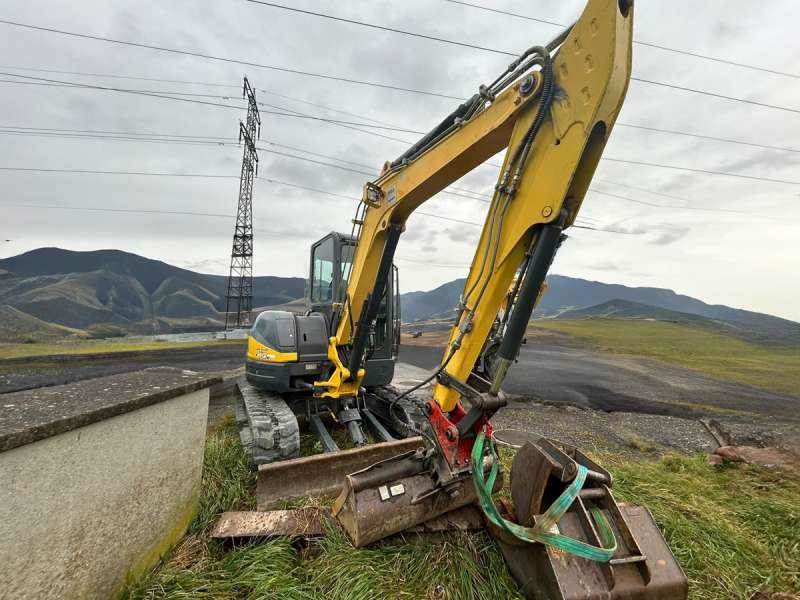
(256, 437, 423, 508)
(332, 448, 503, 547)
(492, 439, 688, 600)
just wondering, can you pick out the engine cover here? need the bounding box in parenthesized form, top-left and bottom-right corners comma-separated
(246, 310, 328, 392)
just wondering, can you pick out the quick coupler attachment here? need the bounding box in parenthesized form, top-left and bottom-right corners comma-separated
(332, 448, 502, 547)
(484, 437, 688, 600)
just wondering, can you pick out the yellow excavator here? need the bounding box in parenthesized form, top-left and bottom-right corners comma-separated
(242, 0, 687, 596)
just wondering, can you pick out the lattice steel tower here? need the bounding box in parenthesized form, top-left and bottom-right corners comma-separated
(225, 76, 261, 329)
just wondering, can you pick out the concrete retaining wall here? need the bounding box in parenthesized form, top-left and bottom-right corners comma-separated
(0, 369, 216, 599)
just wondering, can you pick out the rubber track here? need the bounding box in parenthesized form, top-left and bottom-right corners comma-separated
(236, 378, 300, 466)
(367, 384, 427, 437)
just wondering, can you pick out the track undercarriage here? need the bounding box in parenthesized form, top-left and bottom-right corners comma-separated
(234, 378, 424, 467)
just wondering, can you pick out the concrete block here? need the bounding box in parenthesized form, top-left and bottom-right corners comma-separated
(0, 368, 219, 599)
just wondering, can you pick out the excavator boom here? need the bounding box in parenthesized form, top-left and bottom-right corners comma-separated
(318, 0, 631, 410)
(312, 0, 686, 596)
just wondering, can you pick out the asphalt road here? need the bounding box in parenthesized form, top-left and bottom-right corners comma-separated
(0, 344, 245, 394)
(4, 340, 799, 425)
(398, 343, 800, 421)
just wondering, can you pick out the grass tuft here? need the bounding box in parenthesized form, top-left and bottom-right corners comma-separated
(190, 416, 257, 533)
(604, 452, 800, 599)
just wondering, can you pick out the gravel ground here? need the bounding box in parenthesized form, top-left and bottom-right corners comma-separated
(399, 344, 800, 456)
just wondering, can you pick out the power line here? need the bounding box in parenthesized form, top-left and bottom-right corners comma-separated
(2, 202, 321, 241)
(0, 166, 238, 178)
(595, 178, 696, 204)
(3, 125, 797, 218)
(0, 166, 618, 232)
(243, 0, 515, 56)
(4, 18, 797, 115)
(0, 125, 504, 203)
(0, 124, 232, 141)
(589, 182, 786, 222)
(616, 122, 798, 154)
(242, 2, 800, 113)
(1, 63, 417, 133)
(0, 19, 462, 100)
(415, 211, 480, 226)
(442, 0, 561, 27)
(602, 157, 800, 185)
(5, 120, 796, 189)
(394, 257, 468, 268)
(631, 77, 800, 116)
(0, 128, 239, 148)
(0, 72, 425, 137)
(590, 189, 763, 217)
(7, 203, 233, 218)
(0, 64, 239, 87)
(258, 176, 360, 201)
(3, 122, 796, 210)
(443, 0, 800, 80)
(5, 69, 797, 154)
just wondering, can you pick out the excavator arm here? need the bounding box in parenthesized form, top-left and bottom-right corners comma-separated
(317, 0, 632, 420)
(325, 0, 638, 547)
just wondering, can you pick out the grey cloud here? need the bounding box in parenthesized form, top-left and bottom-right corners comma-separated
(588, 260, 619, 271)
(1, 0, 799, 320)
(650, 225, 690, 246)
(444, 224, 479, 244)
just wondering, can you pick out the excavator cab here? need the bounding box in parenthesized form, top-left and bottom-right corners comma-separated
(308, 232, 399, 388)
(246, 231, 399, 394)
(240, 231, 405, 467)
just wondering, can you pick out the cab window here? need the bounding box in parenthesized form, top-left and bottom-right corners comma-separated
(340, 241, 355, 288)
(311, 237, 335, 302)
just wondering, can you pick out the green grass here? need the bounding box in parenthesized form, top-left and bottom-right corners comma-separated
(532, 318, 800, 397)
(606, 453, 800, 599)
(0, 338, 243, 360)
(125, 420, 800, 600)
(124, 419, 521, 600)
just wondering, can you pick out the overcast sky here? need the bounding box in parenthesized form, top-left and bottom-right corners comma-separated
(1, 0, 799, 321)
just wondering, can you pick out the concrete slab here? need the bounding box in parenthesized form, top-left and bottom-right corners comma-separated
(0, 368, 215, 599)
(0, 367, 220, 452)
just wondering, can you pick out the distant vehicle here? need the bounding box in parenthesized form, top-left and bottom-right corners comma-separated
(411, 331, 423, 338)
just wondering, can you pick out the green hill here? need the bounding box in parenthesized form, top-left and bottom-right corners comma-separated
(0, 248, 306, 340)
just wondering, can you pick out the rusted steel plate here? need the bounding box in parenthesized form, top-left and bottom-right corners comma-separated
(407, 505, 485, 533)
(257, 437, 424, 509)
(493, 428, 538, 449)
(211, 508, 326, 540)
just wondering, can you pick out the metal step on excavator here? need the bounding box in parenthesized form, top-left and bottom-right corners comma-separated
(233, 0, 688, 596)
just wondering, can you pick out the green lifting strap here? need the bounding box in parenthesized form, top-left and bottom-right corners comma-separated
(472, 431, 617, 562)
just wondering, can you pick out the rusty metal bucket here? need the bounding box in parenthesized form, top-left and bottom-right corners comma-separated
(257, 437, 423, 509)
(333, 449, 503, 547)
(492, 439, 688, 600)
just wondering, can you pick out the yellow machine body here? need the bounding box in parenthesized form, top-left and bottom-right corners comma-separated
(316, 0, 632, 412)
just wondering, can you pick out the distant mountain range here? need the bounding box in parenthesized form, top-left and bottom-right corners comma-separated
(1, 248, 797, 346)
(401, 275, 800, 346)
(0, 248, 304, 341)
